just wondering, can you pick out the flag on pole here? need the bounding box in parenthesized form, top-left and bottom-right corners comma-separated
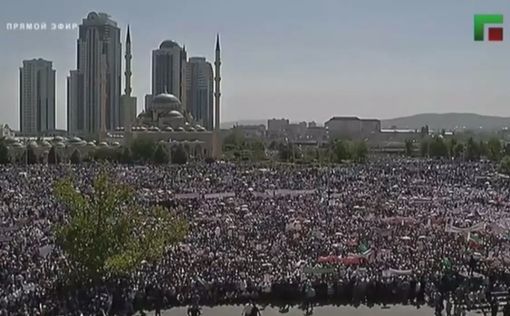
(467, 232, 482, 249)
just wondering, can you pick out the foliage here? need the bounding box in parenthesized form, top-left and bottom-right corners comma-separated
(27, 146, 38, 164)
(420, 140, 429, 157)
(351, 141, 368, 163)
(119, 147, 133, 164)
(70, 150, 81, 164)
(223, 129, 245, 151)
(153, 145, 170, 164)
(487, 137, 502, 161)
(93, 147, 120, 162)
(278, 143, 295, 162)
(465, 138, 480, 161)
(500, 156, 510, 175)
(429, 136, 448, 158)
(48, 146, 59, 164)
(171, 145, 188, 165)
(53, 173, 187, 285)
(404, 139, 415, 157)
(205, 157, 215, 164)
(452, 143, 465, 159)
(0, 139, 9, 164)
(130, 137, 156, 162)
(331, 140, 351, 163)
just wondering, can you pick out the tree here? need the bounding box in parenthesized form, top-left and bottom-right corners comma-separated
(465, 138, 480, 161)
(119, 147, 133, 164)
(94, 148, 119, 162)
(331, 140, 351, 163)
(420, 140, 430, 157)
(447, 138, 457, 158)
(453, 143, 465, 159)
(278, 143, 293, 162)
(479, 140, 488, 158)
(153, 145, 170, 164)
(70, 150, 81, 164)
(404, 139, 415, 157)
(171, 145, 188, 164)
(53, 173, 187, 286)
(223, 129, 245, 151)
(48, 146, 59, 164)
(130, 137, 156, 162)
(0, 139, 9, 164)
(429, 136, 448, 158)
(27, 146, 38, 164)
(487, 137, 502, 161)
(500, 156, 510, 175)
(351, 141, 368, 163)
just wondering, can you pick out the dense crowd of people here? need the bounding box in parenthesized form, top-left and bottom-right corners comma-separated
(1, 159, 510, 315)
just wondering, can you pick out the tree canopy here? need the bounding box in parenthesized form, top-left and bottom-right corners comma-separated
(53, 172, 187, 285)
(0, 139, 9, 164)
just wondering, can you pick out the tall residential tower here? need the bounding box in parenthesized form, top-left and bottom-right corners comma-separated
(67, 12, 121, 136)
(19, 58, 56, 135)
(151, 40, 187, 109)
(186, 57, 213, 130)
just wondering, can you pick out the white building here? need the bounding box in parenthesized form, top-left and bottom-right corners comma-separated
(19, 58, 55, 135)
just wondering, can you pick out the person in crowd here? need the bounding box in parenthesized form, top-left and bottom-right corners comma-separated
(0, 160, 509, 313)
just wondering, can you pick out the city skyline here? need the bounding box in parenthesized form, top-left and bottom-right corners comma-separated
(2, 0, 510, 130)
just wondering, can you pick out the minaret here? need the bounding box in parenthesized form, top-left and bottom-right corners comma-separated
(120, 25, 137, 141)
(124, 25, 132, 97)
(214, 34, 221, 131)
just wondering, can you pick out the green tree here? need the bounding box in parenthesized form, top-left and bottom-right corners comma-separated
(465, 138, 480, 161)
(130, 137, 156, 162)
(429, 136, 448, 158)
(331, 140, 351, 163)
(48, 146, 59, 164)
(453, 143, 465, 159)
(420, 139, 430, 157)
(119, 147, 133, 164)
(487, 137, 502, 161)
(70, 149, 81, 164)
(171, 145, 188, 164)
(153, 145, 170, 164)
(351, 141, 368, 163)
(404, 139, 415, 157)
(0, 139, 9, 164)
(447, 138, 457, 158)
(500, 156, 510, 175)
(94, 147, 119, 162)
(479, 140, 488, 158)
(278, 143, 293, 162)
(27, 146, 38, 164)
(53, 173, 187, 285)
(223, 129, 245, 151)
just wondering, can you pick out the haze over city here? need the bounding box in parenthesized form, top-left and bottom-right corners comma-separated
(2, 0, 510, 130)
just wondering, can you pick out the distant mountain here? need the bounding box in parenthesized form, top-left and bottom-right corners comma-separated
(382, 113, 510, 131)
(221, 119, 267, 129)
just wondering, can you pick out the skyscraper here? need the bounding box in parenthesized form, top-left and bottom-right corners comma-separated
(152, 40, 187, 108)
(120, 25, 137, 131)
(19, 58, 55, 135)
(186, 57, 213, 130)
(67, 12, 121, 136)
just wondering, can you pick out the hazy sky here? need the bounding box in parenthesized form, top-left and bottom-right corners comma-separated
(1, 0, 510, 129)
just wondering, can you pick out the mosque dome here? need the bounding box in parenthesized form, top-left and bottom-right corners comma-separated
(167, 110, 184, 118)
(150, 93, 182, 112)
(159, 40, 180, 49)
(28, 141, 38, 148)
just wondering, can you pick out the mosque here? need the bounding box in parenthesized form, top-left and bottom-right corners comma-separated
(108, 28, 223, 160)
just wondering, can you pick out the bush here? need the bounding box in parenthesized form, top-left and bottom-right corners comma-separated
(500, 156, 510, 175)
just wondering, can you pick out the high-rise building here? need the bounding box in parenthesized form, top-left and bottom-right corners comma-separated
(152, 40, 187, 108)
(67, 12, 121, 136)
(19, 58, 56, 135)
(120, 25, 137, 131)
(186, 57, 213, 130)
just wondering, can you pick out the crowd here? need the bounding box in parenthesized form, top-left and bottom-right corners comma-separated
(1, 159, 510, 315)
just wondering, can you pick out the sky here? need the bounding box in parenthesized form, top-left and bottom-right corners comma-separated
(1, 0, 510, 129)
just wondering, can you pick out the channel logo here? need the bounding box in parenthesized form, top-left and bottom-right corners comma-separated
(474, 14, 504, 42)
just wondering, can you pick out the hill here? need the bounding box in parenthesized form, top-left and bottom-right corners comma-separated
(382, 113, 510, 131)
